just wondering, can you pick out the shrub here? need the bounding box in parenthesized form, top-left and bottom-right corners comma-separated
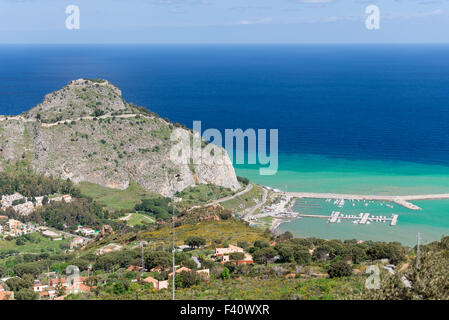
(327, 261, 352, 278)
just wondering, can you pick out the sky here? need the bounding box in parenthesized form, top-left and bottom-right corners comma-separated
(0, 0, 448, 43)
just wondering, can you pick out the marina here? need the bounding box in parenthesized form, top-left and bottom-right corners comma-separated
(286, 192, 449, 211)
(297, 211, 399, 226)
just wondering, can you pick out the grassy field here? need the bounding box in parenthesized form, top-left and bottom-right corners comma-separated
(79, 181, 159, 211)
(221, 184, 265, 212)
(119, 213, 155, 227)
(138, 219, 269, 246)
(0, 232, 70, 256)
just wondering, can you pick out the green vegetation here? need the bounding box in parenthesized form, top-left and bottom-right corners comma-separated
(79, 181, 159, 211)
(0, 161, 80, 198)
(184, 236, 206, 249)
(175, 184, 234, 208)
(139, 220, 270, 246)
(221, 184, 264, 212)
(119, 213, 154, 227)
(237, 176, 249, 186)
(0, 233, 70, 256)
(134, 197, 174, 220)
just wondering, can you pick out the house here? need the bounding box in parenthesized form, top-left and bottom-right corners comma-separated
(237, 253, 254, 265)
(70, 237, 86, 249)
(40, 276, 91, 298)
(150, 266, 170, 272)
(1, 193, 24, 208)
(220, 253, 253, 265)
(39, 290, 58, 300)
(8, 219, 26, 236)
(50, 277, 66, 287)
(33, 280, 50, 292)
(214, 244, 244, 256)
(14, 201, 35, 215)
(142, 276, 159, 289)
(127, 265, 143, 272)
(142, 276, 168, 290)
(158, 280, 168, 290)
(49, 194, 72, 203)
(0, 291, 14, 300)
(83, 228, 96, 236)
(168, 266, 191, 277)
(76, 225, 97, 236)
(196, 269, 210, 280)
(167, 267, 210, 280)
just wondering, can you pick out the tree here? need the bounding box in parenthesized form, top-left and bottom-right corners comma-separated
(254, 240, 270, 249)
(56, 280, 66, 296)
(5, 277, 32, 291)
(237, 241, 249, 249)
(135, 197, 173, 220)
(229, 252, 245, 261)
(277, 231, 293, 242)
(327, 261, 353, 278)
(181, 271, 200, 288)
(113, 281, 125, 295)
(237, 176, 249, 185)
(144, 251, 172, 270)
(15, 237, 26, 246)
(253, 247, 277, 265)
(0, 265, 7, 277)
(184, 236, 206, 249)
(15, 288, 38, 300)
(218, 211, 232, 220)
(221, 267, 230, 280)
(294, 248, 311, 266)
(182, 258, 198, 270)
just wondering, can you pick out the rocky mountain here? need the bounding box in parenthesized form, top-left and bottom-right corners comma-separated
(0, 79, 240, 196)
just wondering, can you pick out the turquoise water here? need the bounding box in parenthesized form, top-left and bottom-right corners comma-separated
(236, 153, 449, 246)
(2, 45, 449, 246)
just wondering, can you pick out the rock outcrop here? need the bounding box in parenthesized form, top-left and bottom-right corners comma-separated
(0, 79, 240, 196)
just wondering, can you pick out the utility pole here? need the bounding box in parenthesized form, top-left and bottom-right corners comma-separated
(172, 203, 175, 300)
(416, 232, 421, 269)
(140, 241, 145, 272)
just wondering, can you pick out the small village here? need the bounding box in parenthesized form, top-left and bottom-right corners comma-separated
(0, 242, 253, 300)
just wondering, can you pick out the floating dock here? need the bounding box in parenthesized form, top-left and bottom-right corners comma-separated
(360, 213, 370, 224)
(298, 212, 399, 226)
(390, 214, 398, 226)
(286, 192, 449, 211)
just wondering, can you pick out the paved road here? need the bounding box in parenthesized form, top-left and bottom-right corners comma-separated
(244, 187, 268, 216)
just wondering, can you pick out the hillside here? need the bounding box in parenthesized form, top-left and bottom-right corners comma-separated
(0, 78, 239, 197)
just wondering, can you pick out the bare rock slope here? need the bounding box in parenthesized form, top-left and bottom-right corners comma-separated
(0, 79, 240, 196)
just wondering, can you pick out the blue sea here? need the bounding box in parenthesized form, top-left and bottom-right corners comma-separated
(2, 44, 449, 246)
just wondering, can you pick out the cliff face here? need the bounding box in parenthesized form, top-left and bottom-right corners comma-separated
(0, 79, 240, 196)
